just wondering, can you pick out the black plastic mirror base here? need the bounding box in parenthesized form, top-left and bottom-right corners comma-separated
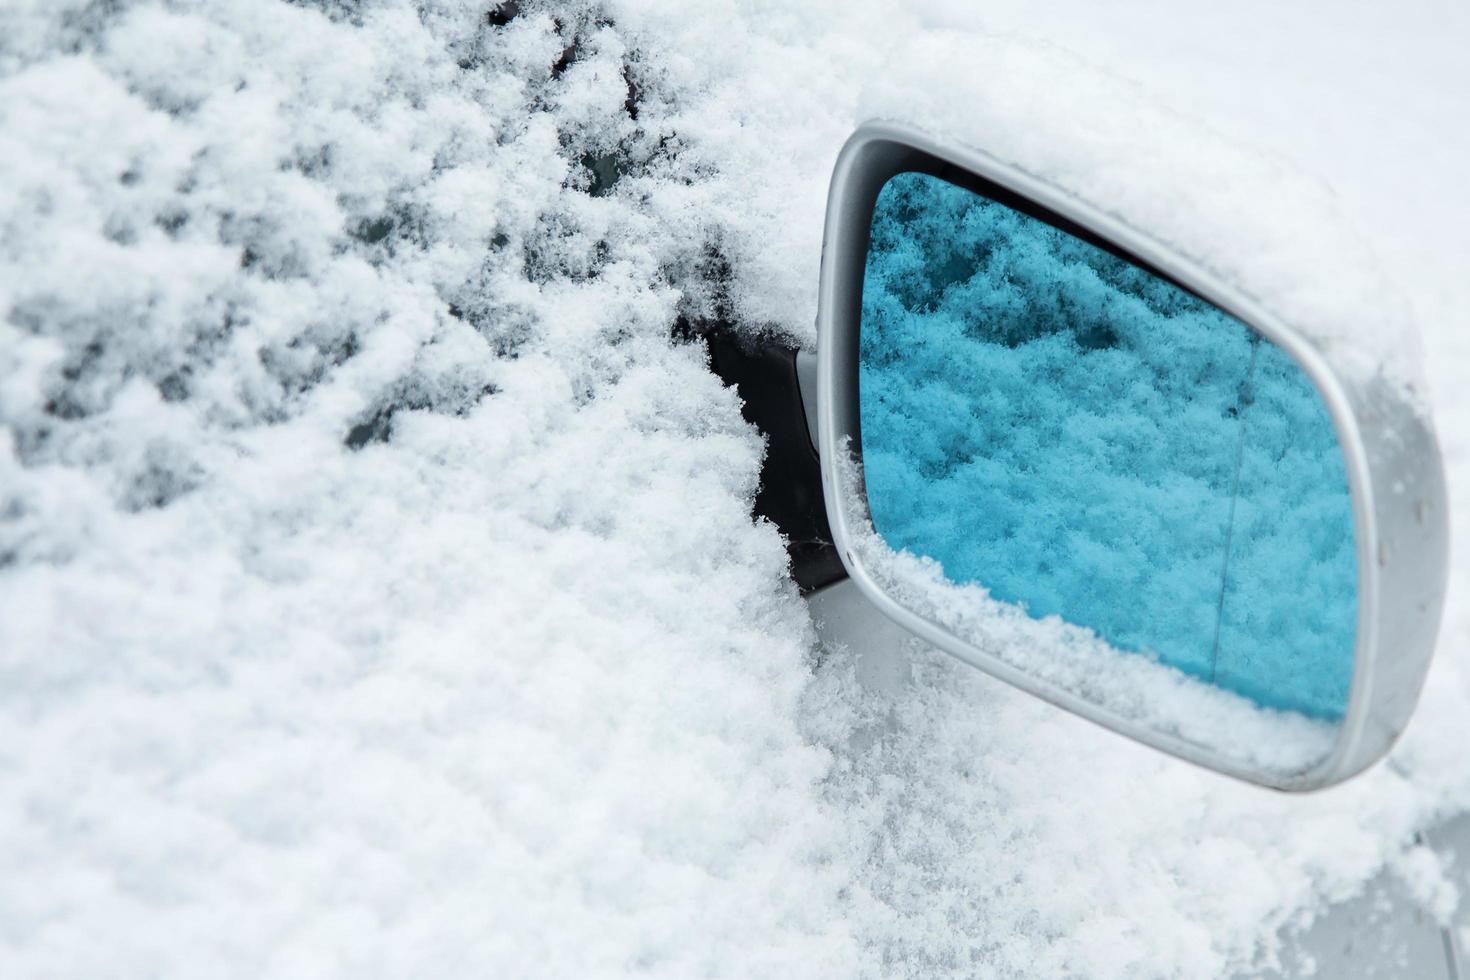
(700, 324, 848, 595)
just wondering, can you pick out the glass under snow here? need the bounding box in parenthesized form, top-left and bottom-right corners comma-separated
(858, 170, 1358, 726)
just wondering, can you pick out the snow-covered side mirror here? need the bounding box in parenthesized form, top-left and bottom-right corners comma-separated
(816, 122, 1449, 790)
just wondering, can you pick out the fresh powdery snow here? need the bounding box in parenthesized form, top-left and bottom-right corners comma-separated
(1, 1, 1468, 978)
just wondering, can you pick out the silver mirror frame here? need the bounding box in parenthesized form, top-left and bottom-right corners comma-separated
(816, 121, 1450, 791)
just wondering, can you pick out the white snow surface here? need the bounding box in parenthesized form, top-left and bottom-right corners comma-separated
(2, 1, 1469, 978)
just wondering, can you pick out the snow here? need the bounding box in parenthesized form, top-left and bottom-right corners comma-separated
(1392, 843, 1459, 926)
(1, 1, 1468, 978)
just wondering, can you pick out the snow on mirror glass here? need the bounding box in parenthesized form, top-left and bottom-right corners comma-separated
(856, 170, 1358, 772)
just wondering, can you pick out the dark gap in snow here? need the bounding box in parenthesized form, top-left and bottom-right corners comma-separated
(445, 273, 535, 357)
(287, 0, 366, 27)
(344, 406, 395, 450)
(346, 204, 432, 260)
(580, 151, 621, 197)
(670, 315, 699, 345)
(55, 0, 124, 54)
(257, 329, 361, 400)
(103, 218, 137, 246)
(490, 329, 531, 358)
(41, 395, 87, 422)
(59, 345, 99, 382)
(9, 301, 46, 335)
(486, 1, 520, 27)
(122, 455, 203, 513)
(647, 131, 712, 186)
(323, 331, 362, 367)
(42, 339, 107, 421)
(158, 371, 190, 403)
(294, 145, 334, 178)
(681, 243, 738, 325)
(464, 382, 501, 408)
(352, 215, 395, 245)
(550, 19, 578, 77)
(223, 214, 313, 279)
(551, 41, 578, 76)
(343, 375, 496, 450)
(151, 93, 205, 119)
(1074, 322, 1119, 351)
(622, 63, 640, 120)
(521, 209, 610, 284)
(478, 311, 534, 357)
(11, 421, 54, 464)
(156, 210, 189, 238)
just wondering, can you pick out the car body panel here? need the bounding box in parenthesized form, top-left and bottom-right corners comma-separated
(809, 578, 1468, 979)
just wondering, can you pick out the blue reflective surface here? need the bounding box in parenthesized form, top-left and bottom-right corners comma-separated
(859, 171, 1357, 719)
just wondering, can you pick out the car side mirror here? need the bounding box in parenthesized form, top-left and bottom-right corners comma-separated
(816, 122, 1449, 790)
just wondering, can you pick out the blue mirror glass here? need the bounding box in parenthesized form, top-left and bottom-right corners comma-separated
(858, 171, 1358, 721)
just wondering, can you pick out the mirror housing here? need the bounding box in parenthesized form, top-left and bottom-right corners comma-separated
(816, 121, 1449, 790)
